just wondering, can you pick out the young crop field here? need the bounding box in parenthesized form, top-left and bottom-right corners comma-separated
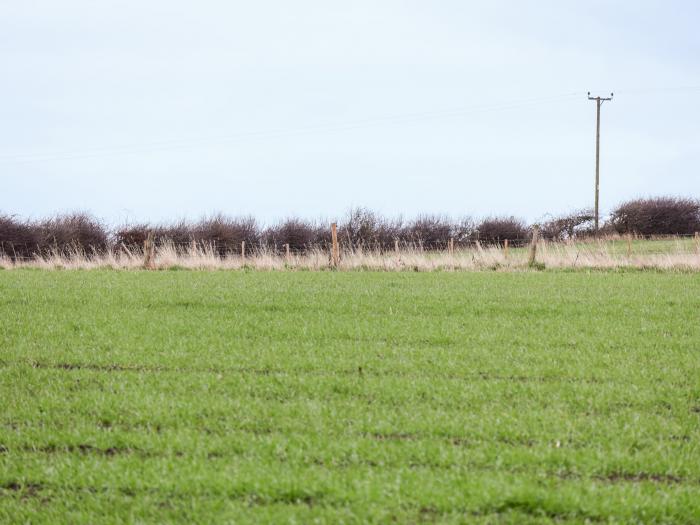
(1, 269, 699, 523)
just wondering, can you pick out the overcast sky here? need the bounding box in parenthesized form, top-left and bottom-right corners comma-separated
(2, 1, 699, 225)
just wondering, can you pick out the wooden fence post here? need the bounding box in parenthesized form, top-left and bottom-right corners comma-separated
(394, 239, 399, 254)
(241, 241, 246, 259)
(626, 233, 632, 258)
(448, 238, 454, 255)
(143, 232, 155, 269)
(528, 226, 539, 267)
(504, 239, 509, 259)
(695, 232, 699, 255)
(331, 222, 339, 268)
(284, 243, 291, 261)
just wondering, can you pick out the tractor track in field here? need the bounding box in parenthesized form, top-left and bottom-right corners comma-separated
(4, 359, 614, 385)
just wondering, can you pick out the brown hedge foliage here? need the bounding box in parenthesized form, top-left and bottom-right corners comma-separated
(262, 218, 329, 252)
(114, 223, 151, 251)
(0, 212, 108, 258)
(610, 197, 700, 236)
(3, 196, 698, 259)
(115, 221, 193, 252)
(402, 214, 456, 249)
(475, 216, 529, 246)
(541, 209, 595, 241)
(0, 214, 40, 260)
(340, 208, 402, 250)
(192, 215, 259, 255)
(37, 213, 109, 256)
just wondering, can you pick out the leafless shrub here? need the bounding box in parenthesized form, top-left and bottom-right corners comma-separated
(402, 214, 454, 249)
(263, 218, 327, 252)
(156, 221, 194, 246)
(541, 209, 595, 241)
(340, 208, 402, 251)
(452, 217, 476, 242)
(114, 223, 151, 251)
(0, 214, 40, 260)
(192, 214, 259, 256)
(610, 197, 700, 236)
(475, 216, 529, 246)
(115, 221, 193, 252)
(38, 212, 109, 256)
(116, 216, 259, 256)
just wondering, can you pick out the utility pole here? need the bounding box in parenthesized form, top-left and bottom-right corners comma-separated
(588, 92, 613, 232)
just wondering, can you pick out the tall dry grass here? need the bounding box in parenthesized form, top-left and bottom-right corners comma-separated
(2, 238, 699, 272)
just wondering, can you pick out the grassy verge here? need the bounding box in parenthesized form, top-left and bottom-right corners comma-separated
(1, 236, 700, 272)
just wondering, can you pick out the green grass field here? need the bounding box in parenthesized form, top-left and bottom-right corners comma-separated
(1, 270, 699, 523)
(575, 236, 697, 256)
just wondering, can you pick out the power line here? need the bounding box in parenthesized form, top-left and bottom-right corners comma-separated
(0, 93, 583, 164)
(2, 85, 696, 165)
(596, 86, 700, 95)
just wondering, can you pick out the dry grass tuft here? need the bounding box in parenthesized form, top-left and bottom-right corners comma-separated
(2, 238, 699, 272)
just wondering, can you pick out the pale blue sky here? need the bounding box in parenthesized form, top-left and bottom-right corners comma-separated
(2, 1, 699, 225)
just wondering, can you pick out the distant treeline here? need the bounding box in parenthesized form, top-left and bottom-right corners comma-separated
(1, 196, 699, 260)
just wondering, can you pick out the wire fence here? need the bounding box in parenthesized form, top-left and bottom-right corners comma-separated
(2, 233, 699, 262)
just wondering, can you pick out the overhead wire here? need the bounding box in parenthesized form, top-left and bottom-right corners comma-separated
(0, 92, 583, 164)
(1, 86, 697, 165)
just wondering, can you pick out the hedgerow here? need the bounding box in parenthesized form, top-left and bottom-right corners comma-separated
(1, 196, 697, 259)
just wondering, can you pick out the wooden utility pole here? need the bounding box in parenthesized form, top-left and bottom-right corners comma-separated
(588, 92, 613, 232)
